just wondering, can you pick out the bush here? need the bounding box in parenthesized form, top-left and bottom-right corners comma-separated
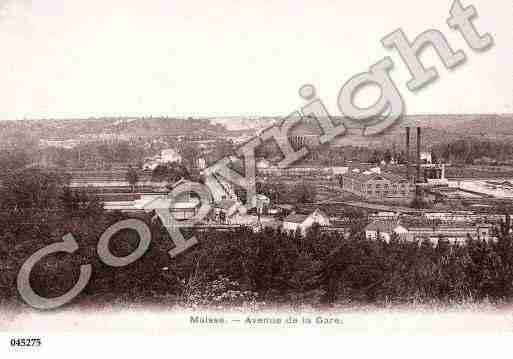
(3, 205, 513, 309)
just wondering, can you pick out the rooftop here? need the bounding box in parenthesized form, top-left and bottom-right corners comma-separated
(343, 171, 407, 183)
(365, 218, 494, 234)
(283, 213, 310, 224)
(365, 220, 403, 233)
(213, 199, 238, 210)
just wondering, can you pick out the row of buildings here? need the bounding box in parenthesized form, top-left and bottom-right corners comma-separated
(105, 181, 499, 244)
(364, 218, 494, 244)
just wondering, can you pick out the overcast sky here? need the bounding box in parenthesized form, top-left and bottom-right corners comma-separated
(0, 0, 510, 120)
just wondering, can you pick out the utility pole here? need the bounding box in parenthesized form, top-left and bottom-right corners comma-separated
(417, 127, 421, 183)
(416, 127, 422, 201)
(405, 127, 410, 182)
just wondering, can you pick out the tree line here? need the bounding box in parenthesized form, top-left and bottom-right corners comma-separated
(2, 162, 513, 309)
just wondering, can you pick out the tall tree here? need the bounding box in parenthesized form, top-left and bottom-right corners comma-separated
(0, 168, 68, 211)
(125, 165, 139, 193)
(152, 163, 190, 184)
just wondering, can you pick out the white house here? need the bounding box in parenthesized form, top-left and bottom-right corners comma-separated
(137, 194, 202, 224)
(282, 209, 331, 235)
(39, 138, 79, 149)
(251, 193, 271, 212)
(161, 148, 182, 163)
(420, 151, 432, 164)
(331, 167, 349, 175)
(364, 220, 409, 242)
(212, 199, 244, 223)
(229, 214, 281, 232)
(256, 159, 272, 170)
(196, 157, 207, 169)
(143, 148, 182, 170)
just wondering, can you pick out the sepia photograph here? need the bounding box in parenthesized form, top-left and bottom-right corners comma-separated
(0, 0, 512, 356)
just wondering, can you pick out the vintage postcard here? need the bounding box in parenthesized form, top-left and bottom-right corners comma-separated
(0, 0, 512, 356)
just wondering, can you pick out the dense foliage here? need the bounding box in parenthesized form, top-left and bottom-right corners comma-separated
(257, 181, 316, 205)
(151, 163, 191, 183)
(432, 138, 513, 165)
(2, 207, 513, 309)
(2, 165, 513, 310)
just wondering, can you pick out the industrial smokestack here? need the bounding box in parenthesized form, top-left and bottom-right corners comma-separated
(405, 127, 410, 182)
(417, 127, 421, 183)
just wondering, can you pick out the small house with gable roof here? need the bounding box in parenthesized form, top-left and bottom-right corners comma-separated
(282, 209, 330, 234)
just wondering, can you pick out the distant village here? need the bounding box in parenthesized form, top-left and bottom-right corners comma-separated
(28, 119, 513, 246)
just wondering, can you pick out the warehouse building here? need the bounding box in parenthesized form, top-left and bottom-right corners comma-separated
(340, 171, 415, 202)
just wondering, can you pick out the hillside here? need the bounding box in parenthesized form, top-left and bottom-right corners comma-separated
(0, 117, 227, 147)
(258, 114, 513, 149)
(1, 114, 513, 150)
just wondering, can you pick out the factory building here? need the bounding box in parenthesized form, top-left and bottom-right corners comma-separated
(340, 172, 415, 202)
